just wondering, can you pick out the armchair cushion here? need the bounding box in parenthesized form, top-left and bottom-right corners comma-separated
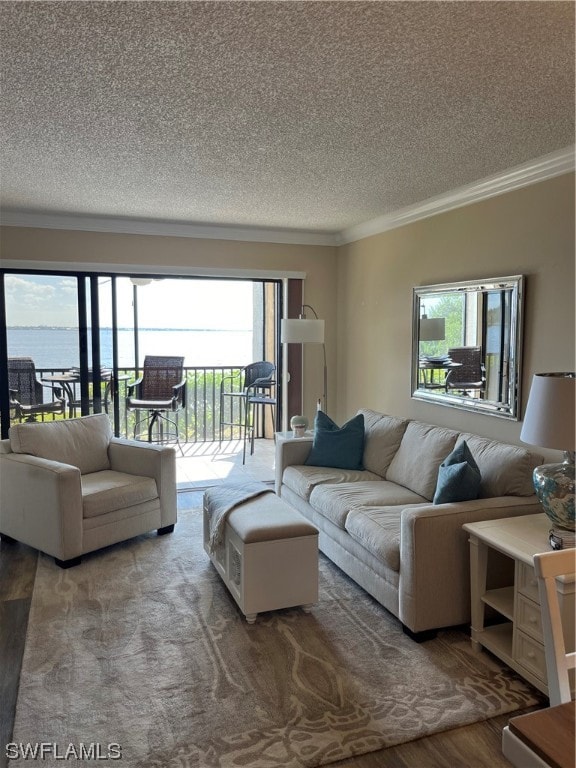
(81, 470, 158, 518)
(9, 414, 112, 475)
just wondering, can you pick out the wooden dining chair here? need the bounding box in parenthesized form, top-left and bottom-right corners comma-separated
(534, 549, 576, 706)
(502, 548, 575, 768)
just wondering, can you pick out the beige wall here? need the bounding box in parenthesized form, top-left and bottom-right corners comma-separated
(336, 173, 575, 456)
(2, 172, 574, 447)
(0, 227, 337, 420)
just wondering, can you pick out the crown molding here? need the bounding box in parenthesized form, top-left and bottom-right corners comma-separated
(0, 211, 340, 247)
(0, 259, 307, 281)
(1, 146, 573, 247)
(337, 145, 575, 245)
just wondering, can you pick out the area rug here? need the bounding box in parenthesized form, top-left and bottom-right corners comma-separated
(12, 503, 541, 768)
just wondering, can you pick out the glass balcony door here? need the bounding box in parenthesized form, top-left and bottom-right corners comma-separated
(1, 272, 282, 441)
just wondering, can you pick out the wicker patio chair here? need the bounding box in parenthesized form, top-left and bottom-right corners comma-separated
(8, 357, 66, 422)
(444, 347, 486, 395)
(126, 356, 186, 447)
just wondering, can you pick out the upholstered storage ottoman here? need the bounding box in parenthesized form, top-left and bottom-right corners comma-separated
(203, 490, 319, 623)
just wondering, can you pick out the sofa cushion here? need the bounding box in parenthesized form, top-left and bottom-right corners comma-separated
(305, 411, 365, 470)
(9, 413, 112, 475)
(82, 470, 158, 518)
(386, 421, 459, 500)
(345, 506, 402, 572)
(359, 410, 409, 478)
(282, 465, 382, 502)
(458, 434, 543, 497)
(433, 440, 481, 504)
(309, 481, 426, 529)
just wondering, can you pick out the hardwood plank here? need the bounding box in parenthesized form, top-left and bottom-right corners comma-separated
(0, 540, 38, 601)
(328, 708, 549, 767)
(0, 598, 31, 768)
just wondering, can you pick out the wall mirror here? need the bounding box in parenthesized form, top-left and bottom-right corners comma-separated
(411, 275, 524, 419)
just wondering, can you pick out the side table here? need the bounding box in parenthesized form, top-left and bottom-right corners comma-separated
(463, 514, 575, 697)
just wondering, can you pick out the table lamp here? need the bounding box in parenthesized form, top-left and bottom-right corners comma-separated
(520, 372, 575, 532)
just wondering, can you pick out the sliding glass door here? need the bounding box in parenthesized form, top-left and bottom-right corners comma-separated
(0, 270, 282, 441)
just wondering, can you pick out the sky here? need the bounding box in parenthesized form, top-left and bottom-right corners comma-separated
(4, 274, 254, 329)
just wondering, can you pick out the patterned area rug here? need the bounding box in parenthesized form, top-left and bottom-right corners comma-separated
(12, 504, 541, 767)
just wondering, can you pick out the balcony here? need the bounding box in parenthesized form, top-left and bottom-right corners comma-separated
(8, 365, 277, 488)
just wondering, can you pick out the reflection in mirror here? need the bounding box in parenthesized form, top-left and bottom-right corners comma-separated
(412, 276, 524, 419)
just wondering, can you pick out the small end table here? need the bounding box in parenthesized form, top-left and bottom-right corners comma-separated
(463, 514, 575, 697)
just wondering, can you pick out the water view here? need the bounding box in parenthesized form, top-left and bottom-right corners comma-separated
(7, 327, 253, 370)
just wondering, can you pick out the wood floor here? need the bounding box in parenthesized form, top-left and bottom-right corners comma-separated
(0, 440, 541, 768)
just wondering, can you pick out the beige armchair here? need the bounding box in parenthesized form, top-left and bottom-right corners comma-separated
(0, 414, 177, 568)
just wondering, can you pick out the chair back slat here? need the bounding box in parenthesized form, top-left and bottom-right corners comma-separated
(8, 357, 42, 405)
(140, 356, 185, 400)
(243, 361, 275, 392)
(534, 549, 576, 706)
(447, 346, 485, 388)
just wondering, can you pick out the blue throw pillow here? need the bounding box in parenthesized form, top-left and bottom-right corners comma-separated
(305, 411, 365, 470)
(433, 440, 481, 504)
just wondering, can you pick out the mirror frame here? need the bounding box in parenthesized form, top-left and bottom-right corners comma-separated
(411, 275, 524, 420)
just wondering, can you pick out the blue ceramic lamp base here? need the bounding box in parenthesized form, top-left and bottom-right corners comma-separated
(533, 452, 575, 532)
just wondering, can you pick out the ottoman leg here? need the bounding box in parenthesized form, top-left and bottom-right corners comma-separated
(302, 604, 314, 613)
(245, 613, 258, 624)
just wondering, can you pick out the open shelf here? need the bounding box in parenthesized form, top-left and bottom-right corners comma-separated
(479, 622, 514, 663)
(482, 586, 514, 620)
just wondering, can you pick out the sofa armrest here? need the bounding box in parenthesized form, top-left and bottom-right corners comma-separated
(0, 453, 83, 560)
(108, 438, 177, 527)
(399, 496, 542, 633)
(275, 435, 314, 495)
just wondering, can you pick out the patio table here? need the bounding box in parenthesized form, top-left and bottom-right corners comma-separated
(41, 371, 129, 418)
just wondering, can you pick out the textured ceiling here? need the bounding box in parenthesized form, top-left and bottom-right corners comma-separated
(0, 1, 574, 235)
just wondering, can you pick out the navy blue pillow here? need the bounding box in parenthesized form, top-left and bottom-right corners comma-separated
(305, 411, 365, 470)
(433, 440, 481, 504)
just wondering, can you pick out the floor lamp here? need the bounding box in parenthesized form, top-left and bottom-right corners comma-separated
(281, 304, 327, 414)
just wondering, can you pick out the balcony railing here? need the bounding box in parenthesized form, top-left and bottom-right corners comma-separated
(11, 366, 248, 443)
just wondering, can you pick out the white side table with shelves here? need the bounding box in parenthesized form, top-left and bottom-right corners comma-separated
(463, 514, 575, 697)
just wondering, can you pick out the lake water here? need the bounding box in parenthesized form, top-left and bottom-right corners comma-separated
(7, 328, 254, 370)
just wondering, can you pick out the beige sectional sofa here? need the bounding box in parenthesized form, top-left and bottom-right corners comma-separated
(275, 409, 543, 639)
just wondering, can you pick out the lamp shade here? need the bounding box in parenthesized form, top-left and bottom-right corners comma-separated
(520, 373, 576, 451)
(419, 317, 445, 342)
(281, 318, 325, 344)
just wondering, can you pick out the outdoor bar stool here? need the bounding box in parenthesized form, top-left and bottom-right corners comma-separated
(219, 362, 276, 462)
(244, 391, 276, 463)
(126, 356, 186, 452)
